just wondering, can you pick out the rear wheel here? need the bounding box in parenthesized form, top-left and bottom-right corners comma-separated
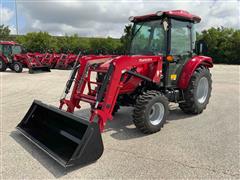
(0, 59, 7, 72)
(13, 62, 23, 73)
(133, 90, 169, 134)
(179, 66, 212, 114)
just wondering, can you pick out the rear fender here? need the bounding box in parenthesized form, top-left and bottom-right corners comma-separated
(178, 56, 213, 89)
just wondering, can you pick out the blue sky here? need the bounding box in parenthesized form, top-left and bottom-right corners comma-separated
(1, 0, 25, 32)
(1, 0, 239, 37)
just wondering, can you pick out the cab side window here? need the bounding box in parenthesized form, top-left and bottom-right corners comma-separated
(3, 45, 11, 57)
(170, 19, 191, 55)
(150, 24, 165, 55)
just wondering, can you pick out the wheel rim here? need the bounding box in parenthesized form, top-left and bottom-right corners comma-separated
(196, 77, 209, 104)
(149, 102, 165, 125)
(14, 64, 20, 71)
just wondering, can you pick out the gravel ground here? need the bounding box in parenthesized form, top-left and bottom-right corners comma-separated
(0, 64, 239, 179)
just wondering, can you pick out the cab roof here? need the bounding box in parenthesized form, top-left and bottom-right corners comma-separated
(0, 41, 19, 45)
(130, 10, 201, 23)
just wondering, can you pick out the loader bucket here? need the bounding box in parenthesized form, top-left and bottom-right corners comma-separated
(16, 100, 104, 167)
(29, 66, 51, 74)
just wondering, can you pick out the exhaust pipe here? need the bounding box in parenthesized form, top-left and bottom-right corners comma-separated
(16, 100, 104, 167)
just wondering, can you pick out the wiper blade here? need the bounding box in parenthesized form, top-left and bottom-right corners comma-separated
(132, 22, 145, 39)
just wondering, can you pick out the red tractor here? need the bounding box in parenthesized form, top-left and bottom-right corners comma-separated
(0, 41, 24, 72)
(55, 52, 79, 70)
(0, 41, 51, 73)
(40, 52, 61, 68)
(17, 10, 213, 167)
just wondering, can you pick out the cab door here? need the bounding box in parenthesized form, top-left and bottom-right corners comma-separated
(166, 19, 194, 87)
(2, 45, 12, 62)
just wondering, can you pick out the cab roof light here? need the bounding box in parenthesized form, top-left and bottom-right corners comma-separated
(156, 11, 163, 16)
(129, 16, 135, 22)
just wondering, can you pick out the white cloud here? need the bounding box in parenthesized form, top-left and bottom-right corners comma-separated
(0, 6, 17, 34)
(17, 0, 239, 37)
(1, 7, 14, 25)
(9, 25, 16, 34)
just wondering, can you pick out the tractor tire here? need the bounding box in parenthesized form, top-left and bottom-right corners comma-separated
(132, 90, 169, 134)
(179, 66, 212, 114)
(13, 62, 23, 73)
(0, 58, 7, 72)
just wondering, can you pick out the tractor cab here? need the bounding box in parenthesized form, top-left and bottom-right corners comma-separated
(129, 10, 201, 87)
(0, 42, 23, 62)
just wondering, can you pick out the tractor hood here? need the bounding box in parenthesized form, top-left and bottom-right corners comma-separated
(98, 55, 162, 69)
(80, 55, 162, 72)
(80, 55, 163, 85)
(98, 56, 122, 69)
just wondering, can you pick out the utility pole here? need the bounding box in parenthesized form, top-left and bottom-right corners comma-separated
(15, 0, 19, 35)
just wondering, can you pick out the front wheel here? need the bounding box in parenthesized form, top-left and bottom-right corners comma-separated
(13, 62, 23, 73)
(133, 90, 169, 134)
(179, 66, 212, 114)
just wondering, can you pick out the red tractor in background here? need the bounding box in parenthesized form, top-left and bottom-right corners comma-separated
(17, 10, 213, 167)
(55, 52, 78, 69)
(40, 52, 61, 68)
(0, 41, 50, 73)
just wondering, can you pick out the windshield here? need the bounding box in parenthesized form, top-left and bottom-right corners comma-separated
(130, 20, 165, 55)
(12, 45, 22, 55)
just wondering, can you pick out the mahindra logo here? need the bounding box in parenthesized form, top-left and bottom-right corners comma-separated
(138, 58, 152, 62)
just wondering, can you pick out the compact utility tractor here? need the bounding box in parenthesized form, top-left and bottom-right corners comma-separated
(0, 41, 51, 73)
(17, 10, 213, 167)
(0, 41, 24, 73)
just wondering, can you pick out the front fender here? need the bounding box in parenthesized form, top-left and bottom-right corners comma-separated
(14, 54, 26, 61)
(178, 56, 213, 89)
(0, 54, 8, 63)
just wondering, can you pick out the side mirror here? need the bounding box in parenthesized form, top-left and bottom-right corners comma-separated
(21, 47, 27, 54)
(195, 39, 208, 55)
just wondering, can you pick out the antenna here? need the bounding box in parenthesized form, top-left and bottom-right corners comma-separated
(15, 0, 19, 35)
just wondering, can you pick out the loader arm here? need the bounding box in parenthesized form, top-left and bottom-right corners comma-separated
(60, 55, 162, 131)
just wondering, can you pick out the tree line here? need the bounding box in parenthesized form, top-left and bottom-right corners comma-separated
(16, 32, 125, 55)
(0, 24, 239, 64)
(197, 27, 240, 64)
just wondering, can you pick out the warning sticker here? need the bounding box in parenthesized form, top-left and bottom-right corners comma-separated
(170, 74, 177, 80)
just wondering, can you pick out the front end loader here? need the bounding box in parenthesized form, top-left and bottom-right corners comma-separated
(41, 52, 61, 68)
(55, 53, 78, 70)
(14, 53, 51, 74)
(17, 10, 213, 167)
